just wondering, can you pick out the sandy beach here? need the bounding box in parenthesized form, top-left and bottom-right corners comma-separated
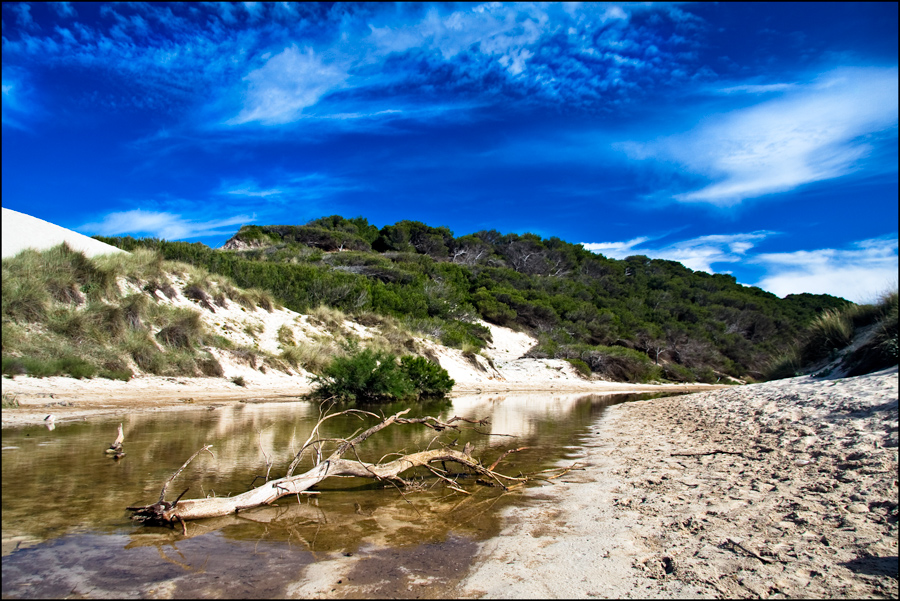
(457, 366, 898, 599)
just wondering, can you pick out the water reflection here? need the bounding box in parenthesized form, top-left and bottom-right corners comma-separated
(2, 391, 669, 598)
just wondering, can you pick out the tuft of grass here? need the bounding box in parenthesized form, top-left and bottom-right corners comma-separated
(277, 324, 295, 348)
(197, 352, 225, 377)
(143, 278, 178, 300)
(280, 339, 339, 374)
(243, 321, 264, 339)
(2, 275, 51, 323)
(232, 375, 247, 387)
(1, 392, 19, 408)
(184, 282, 216, 312)
(799, 308, 854, 364)
(309, 305, 347, 332)
(156, 309, 205, 349)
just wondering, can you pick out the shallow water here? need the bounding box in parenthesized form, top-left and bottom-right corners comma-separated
(2, 392, 667, 598)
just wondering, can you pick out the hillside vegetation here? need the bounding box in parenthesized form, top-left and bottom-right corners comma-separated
(94, 215, 855, 383)
(766, 290, 898, 380)
(2, 243, 455, 401)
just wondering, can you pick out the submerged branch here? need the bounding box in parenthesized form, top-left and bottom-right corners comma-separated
(127, 408, 530, 527)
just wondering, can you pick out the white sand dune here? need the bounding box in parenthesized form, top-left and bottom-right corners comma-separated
(1, 207, 125, 259)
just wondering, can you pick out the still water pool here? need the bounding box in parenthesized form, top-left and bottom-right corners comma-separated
(2, 391, 668, 598)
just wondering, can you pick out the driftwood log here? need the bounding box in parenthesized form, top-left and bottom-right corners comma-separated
(127, 408, 529, 527)
(105, 423, 126, 459)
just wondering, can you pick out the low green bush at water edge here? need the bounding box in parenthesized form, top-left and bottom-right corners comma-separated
(311, 348, 454, 403)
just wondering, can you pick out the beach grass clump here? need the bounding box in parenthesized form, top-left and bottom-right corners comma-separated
(845, 290, 898, 376)
(764, 347, 802, 380)
(799, 308, 854, 363)
(155, 308, 206, 349)
(310, 304, 348, 331)
(184, 281, 216, 312)
(280, 339, 339, 374)
(277, 324, 296, 347)
(2, 243, 297, 381)
(1, 392, 19, 408)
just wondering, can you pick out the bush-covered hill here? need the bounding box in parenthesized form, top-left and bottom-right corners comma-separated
(96, 216, 851, 383)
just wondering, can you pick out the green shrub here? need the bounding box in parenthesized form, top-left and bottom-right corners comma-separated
(399, 355, 454, 397)
(2, 354, 97, 379)
(662, 362, 696, 383)
(694, 366, 719, 384)
(580, 345, 662, 383)
(564, 358, 592, 378)
(312, 348, 413, 402)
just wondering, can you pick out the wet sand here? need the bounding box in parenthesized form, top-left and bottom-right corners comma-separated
(457, 366, 898, 599)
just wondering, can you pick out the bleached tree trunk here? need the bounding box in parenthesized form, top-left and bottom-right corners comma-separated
(128, 409, 523, 526)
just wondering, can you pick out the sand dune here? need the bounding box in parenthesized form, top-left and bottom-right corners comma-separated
(1, 207, 125, 259)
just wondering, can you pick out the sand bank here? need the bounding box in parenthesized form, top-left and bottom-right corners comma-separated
(458, 366, 898, 599)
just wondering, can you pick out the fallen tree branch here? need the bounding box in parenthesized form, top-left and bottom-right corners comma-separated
(127, 409, 525, 526)
(722, 537, 778, 564)
(671, 449, 757, 459)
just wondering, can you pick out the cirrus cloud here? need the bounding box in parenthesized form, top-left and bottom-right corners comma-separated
(80, 210, 254, 240)
(622, 66, 899, 206)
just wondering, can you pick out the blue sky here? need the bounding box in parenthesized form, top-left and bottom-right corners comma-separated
(2, 2, 897, 303)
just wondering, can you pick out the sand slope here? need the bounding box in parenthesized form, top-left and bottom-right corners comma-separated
(1, 207, 126, 259)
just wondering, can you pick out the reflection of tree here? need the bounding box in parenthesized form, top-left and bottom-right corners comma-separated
(3, 393, 660, 551)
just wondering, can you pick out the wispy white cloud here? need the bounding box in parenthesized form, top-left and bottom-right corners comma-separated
(754, 236, 899, 303)
(51, 2, 77, 19)
(220, 180, 284, 198)
(8, 3, 36, 30)
(80, 210, 254, 240)
(582, 232, 772, 273)
(714, 82, 796, 94)
(584, 231, 899, 302)
(622, 66, 899, 206)
(226, 45, 349, 126)
(1, 68, 36, 130)
(216, 174, 362, 202)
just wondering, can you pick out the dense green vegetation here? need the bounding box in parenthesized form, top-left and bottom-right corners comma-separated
(95, 215, 853, 383)
(766, 290, 898, 380)
(311, 347, 454, 403)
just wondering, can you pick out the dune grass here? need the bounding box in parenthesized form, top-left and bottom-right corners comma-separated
(1, 244, 274, 380)
(766, 289, 898, 380)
